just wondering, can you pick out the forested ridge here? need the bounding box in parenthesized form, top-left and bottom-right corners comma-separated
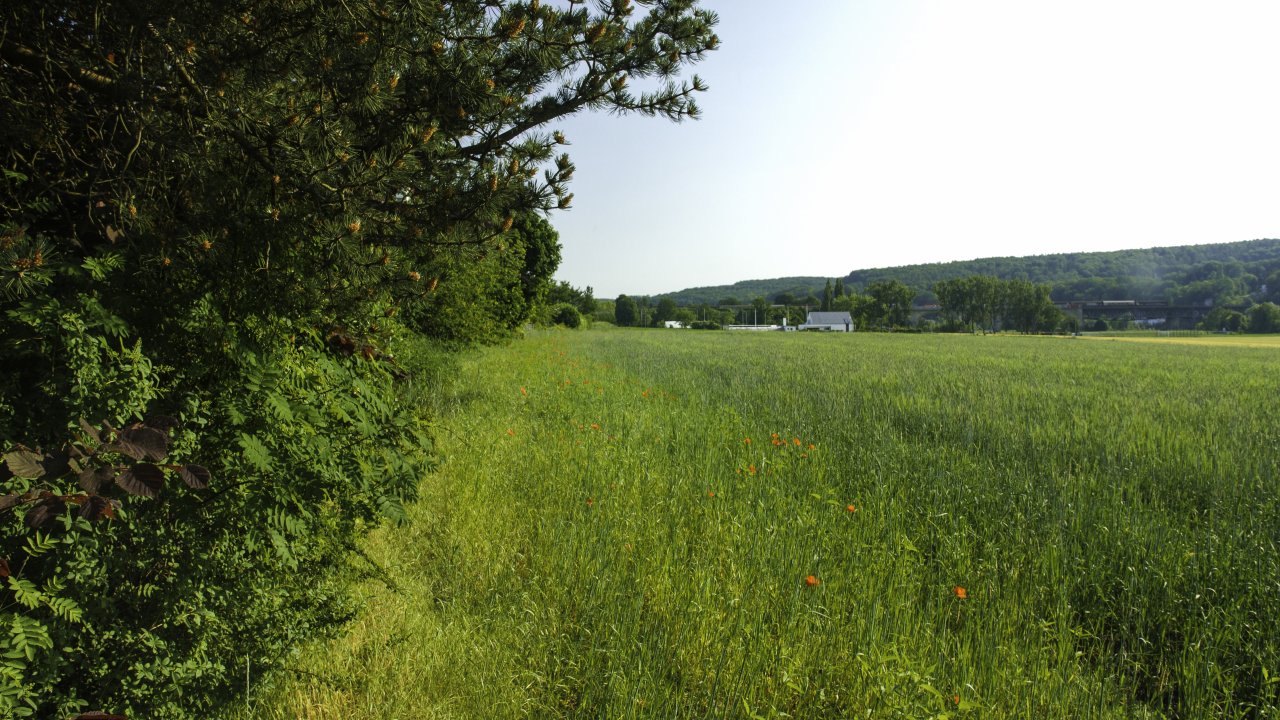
(0, 0, 717, 715)
(656, 238, 1280, 306)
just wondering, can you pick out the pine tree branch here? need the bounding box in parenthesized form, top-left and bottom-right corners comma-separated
(0, 40, 119, 96)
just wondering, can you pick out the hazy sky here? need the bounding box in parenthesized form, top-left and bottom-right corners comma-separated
(546, 1, 1280, 298)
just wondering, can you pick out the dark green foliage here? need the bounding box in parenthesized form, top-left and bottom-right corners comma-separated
(935, 275, 1061, 333)
(653, 298, 679, 326)
(659, 278, 828, 306)
(550, 303, 582, 329)
(1199, 307, 1247, 333)
(1245, 302, 1280, 333)
(864, 280, 914, 328)
(844, 239, 1280, 301)
(653, 239, 1280, 309)
(0, 0, 717, 714)
(614, 295, 638, 327)
(545, 281, 596, 317)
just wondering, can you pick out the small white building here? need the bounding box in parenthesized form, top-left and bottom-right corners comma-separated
(663, 320, 686, 329)
(799, 311, 854, 332)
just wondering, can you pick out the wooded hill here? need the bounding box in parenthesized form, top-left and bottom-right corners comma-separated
(656, 238, 1280, 306)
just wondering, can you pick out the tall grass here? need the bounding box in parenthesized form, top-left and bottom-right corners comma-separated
(240, 330, 1280, 719)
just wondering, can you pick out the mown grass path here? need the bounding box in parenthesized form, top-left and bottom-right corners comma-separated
(245, 329, 1280, 719)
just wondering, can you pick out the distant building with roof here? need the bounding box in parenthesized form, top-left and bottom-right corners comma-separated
(799, 311, 854, 332)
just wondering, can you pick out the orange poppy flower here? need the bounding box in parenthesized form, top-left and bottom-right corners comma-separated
(807, 443, 816, 450)
(804, 575, 820, 587)
(506, 428, 515, 436)
(952, 585, 968, 600)
(743, 437, 751, 445)
(748, 464, 756, 475)
(520, 386, 527, 396)
(707, 490, 716, 498)
(846, 504, 857, 513)
(792, 437, 801, 446)
(590, 423, 600, 430)
(586, 498, 595, 507)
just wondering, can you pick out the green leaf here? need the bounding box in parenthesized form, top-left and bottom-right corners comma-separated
(22, 533, 57, 556)
(7, 578, 42, 609)
(239, 434, 274, 473)
(41, 595, 82, 624)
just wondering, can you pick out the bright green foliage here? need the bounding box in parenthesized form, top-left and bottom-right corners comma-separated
(253, 330, 1280, 719)
(0, 0, 718, 714)
(864, 279, 914, 328)
(935, 275, 1065, 333)
(549, 302, 582, 329)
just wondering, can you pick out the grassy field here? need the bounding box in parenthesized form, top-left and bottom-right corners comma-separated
(239, 329, 1280, 719)
(1079, 333, 1280, 349)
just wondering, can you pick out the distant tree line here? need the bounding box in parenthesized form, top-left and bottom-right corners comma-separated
(608, 278, 917, 330)
(844, 239, 1280, 306)
(652, 239, 1280, 311)
(934, 276, 1072, 333)
(1200, 302, 1280, 333)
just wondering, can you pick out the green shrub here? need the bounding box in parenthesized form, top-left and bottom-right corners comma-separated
(550, 303, 582, 329)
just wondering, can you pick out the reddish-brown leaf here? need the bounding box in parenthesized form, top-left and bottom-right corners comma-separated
(4, 450, 46, 479)
(79, 495, 114, 521)
(116, 464, 164, 497)
(179, 464, 211, 489)
(25, 497, 66, 528)
(78, 466, 116, 493)
(0, 493, 28, 512)
(144, 415, 180, 433)
(40, 448, 70, 478)
(78, 417, 102, 444)
(120, 426, 169, 461)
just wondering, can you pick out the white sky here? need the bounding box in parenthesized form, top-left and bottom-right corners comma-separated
(546, 1, 1280, 298)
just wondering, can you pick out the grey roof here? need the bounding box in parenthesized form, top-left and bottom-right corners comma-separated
(804, 312, 853, 325)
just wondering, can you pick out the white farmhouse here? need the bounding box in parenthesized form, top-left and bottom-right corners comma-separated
(799, 311, 854, 332)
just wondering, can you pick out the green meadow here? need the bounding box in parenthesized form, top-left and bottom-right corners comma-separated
(244, 330, 1280, 719)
